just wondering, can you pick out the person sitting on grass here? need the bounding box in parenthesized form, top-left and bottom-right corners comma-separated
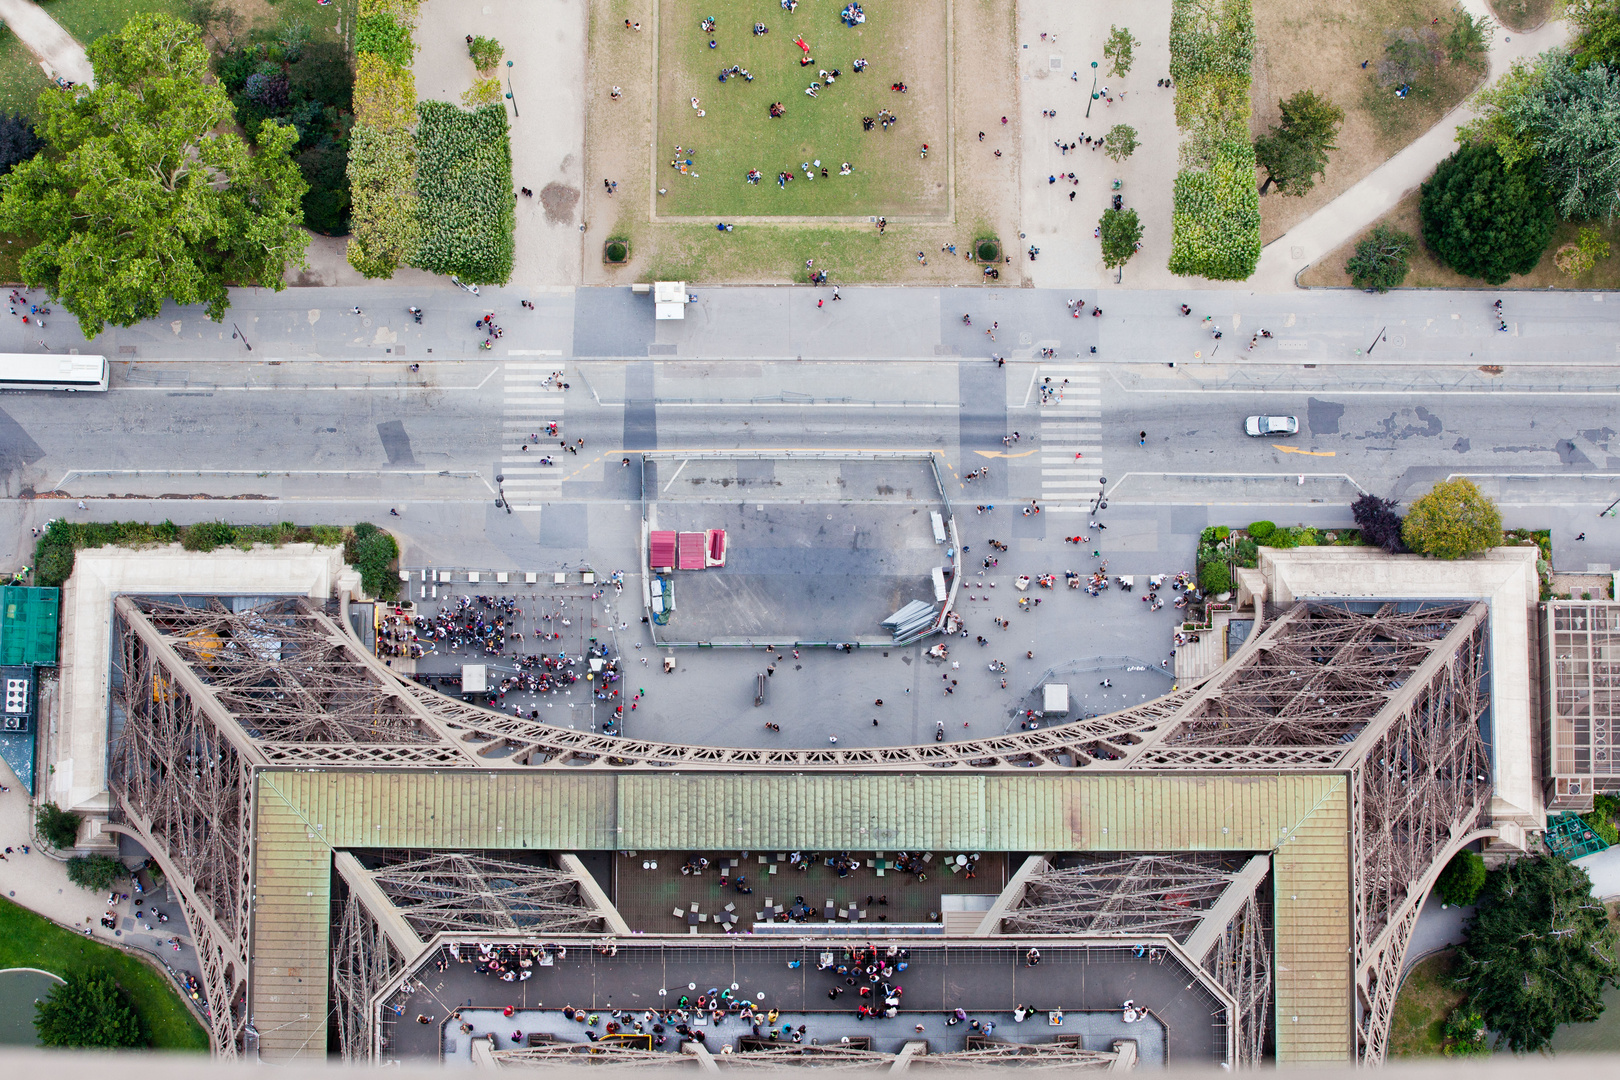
(839, 162, 851, 175)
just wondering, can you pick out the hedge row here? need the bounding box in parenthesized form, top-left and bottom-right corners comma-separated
(1169, 140, 1262, 279)
(346, 0, 419, 278)
(32, 521, 350, 589)
(412, 101, 515, 284)
(1168, 0, 1261, 281)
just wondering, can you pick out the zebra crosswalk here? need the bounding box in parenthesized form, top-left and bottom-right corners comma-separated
(1035, 364, 1103, 507)
(498, 362, 566, 512)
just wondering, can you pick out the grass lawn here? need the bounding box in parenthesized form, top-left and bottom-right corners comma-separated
(41, 0, 193, 46)
(1302, 187, 1620, 290)
(1252, 0, 1488, 244)
(0, 25, 51, 117)
(655, 0, 948, 219)
(0, 895, 210, 1051)
(1389, 949, 1466, 1057)
(641, 220, 976, 281)
(1488, 0, 1560, 32)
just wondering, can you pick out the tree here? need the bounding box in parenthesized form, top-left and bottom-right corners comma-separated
(1436, 849, 1488, 906)
(1419, 145, 1556, 284)
(1346, 224, 1413, 292)
(1400, 477, 1502, 560)
(1350, 493, 1404, 552)
(36, 801, 81, 849)
(1104, 25, 1138, 77)
(1462, 50, 1620, 221)
(1445, 8, 1494, 66)
(1571, 0, 1620, 70)
(1254, 89, 1343, 196)
(1557, 226, 1613, 278)
(66, 854, 126, 892)
(1454, 856, 1620, 1052)
(1098, 207, 1143, 270)
(1442, 1006, 1492, 1056)
(0, 14, 308, 338)
(0, 112, 42, 177)
(468, 35, 504, 73)
(35, 970, 145, 1049)
(1103, 123, 1138, 162)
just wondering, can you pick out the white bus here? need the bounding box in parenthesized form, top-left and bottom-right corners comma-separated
(0, 354, 110, 391)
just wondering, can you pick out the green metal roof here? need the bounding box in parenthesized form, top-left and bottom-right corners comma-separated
(0, 586, 58, 666)
(250, 770, 1350, 1066)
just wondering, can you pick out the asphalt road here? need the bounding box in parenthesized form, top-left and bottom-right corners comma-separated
(0, 354, 1615, 599)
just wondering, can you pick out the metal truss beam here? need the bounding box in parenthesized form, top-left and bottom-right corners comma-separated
(1341, 605, 1493, 1064)
(332, 882, 409, 1064)
(365, 852, 607, 936)
(109, 600, 260, 1056)
(1122, 602, 1482, 770)
(1001, 855, 1243, 939)
(1202, 877, 1273, 1068)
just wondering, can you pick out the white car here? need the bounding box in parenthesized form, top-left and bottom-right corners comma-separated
(1245, 415, 1299, 437)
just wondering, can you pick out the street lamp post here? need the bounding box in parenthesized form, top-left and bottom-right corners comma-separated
(505, 59, 519, 118)
(1086, 60, 1099, 118)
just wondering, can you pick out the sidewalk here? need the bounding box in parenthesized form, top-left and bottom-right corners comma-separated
(413, 0, 585, 287)
(0, 758, 204, 992)
(0, 0, 92, 86)
(1015, 3, 1177, 290)
(1252, 3, 1570, 291)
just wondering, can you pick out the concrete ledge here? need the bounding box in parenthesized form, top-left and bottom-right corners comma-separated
(53, 544, 347, 813)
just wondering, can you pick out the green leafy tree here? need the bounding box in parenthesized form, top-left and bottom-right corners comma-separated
(1436, 849, 1488, 906)
(66, 854, 126, 892)
(1457, 56, 1546, 168)
(1104, 25, 1139, 77)
(1445, 8, 1494, 66)
(1346, 224, 1414, 292)
(1442, 1006, 1492, 1056)
(1586, 793, 1620, 845)
(1556, 226, 1613, 278)
(36, 801, 81, 849)
(1419, 145, 1556, 284)
(1255, 89, 1343, 196)
(1103, 123, 1138, 162)
(346, 523, 400, 600)
(1462, 50, 1620, 221)
(1098, 207, 1143, 270)
(1454, 856, 1620, 1052)
(1571, 0, 1620, 69)
(0, 14, 308, 337)
(35, 971, 145, 1049)
(355, 12, 416, 67)
(468, 35, 504, 73)
(1401, 477, 1502, 560)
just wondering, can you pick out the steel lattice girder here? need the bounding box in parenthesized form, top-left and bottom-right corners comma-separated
(105, 592, 1496, 1067)
(1002, 855, 1239, 938)
(366, 852, 605, 935)
(109, 601, 258, 1057)
(1205, 889, 1272, 1068)
(1129, 602, 1475, 763)
(332, 886, 407, 1063)
(1340, 610, 1494, 1063)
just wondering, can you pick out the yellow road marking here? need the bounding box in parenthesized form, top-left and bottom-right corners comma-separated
(973, 449, 1039, 459)
(1273, 444, 1335, 457)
